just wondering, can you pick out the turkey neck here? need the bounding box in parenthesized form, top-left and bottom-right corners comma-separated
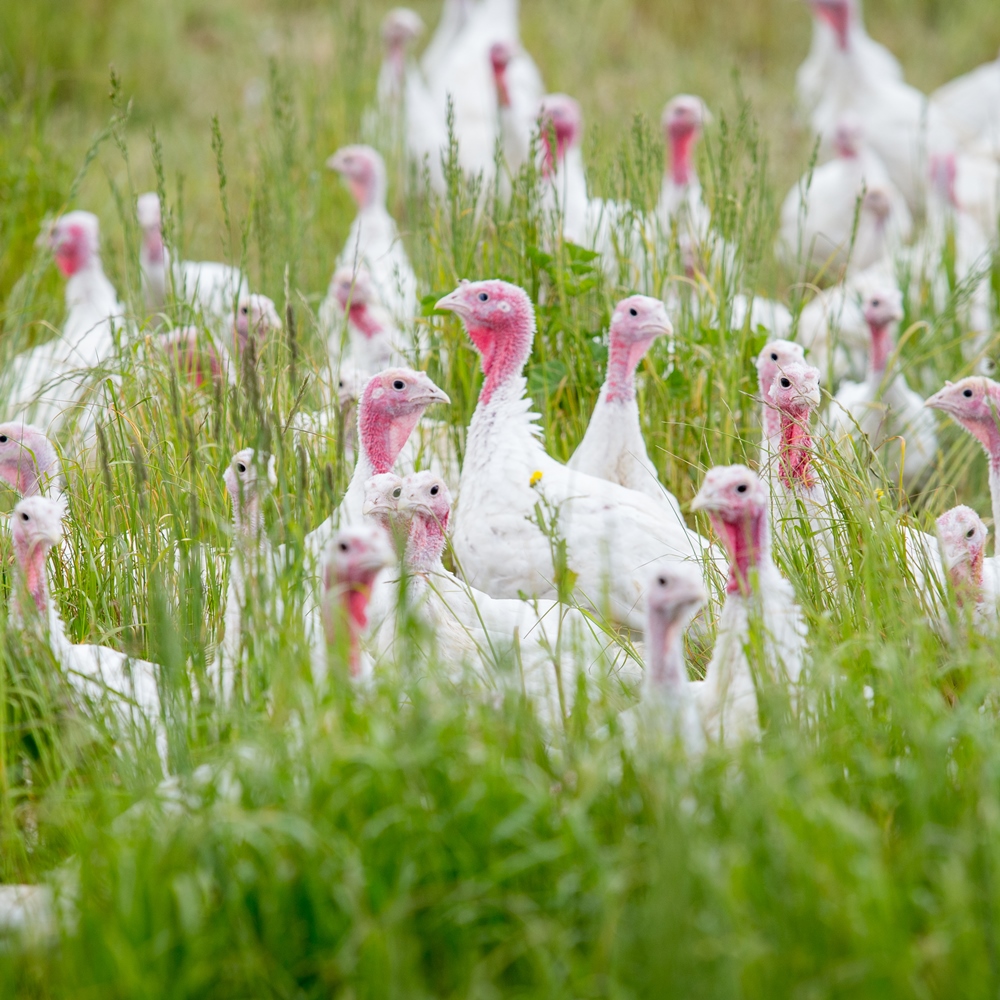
(713, 507, 770, 596)
(777, 405, 817, 491)
(406, 512, 448, 573)
(950, 547, 984, 609)
(645, 613, 688, 693)
(468, 312, 534, 409)
(669, 127, 697, 187)
(604, 335, 652, 404)
(324, 586, 369, 678)
(13, 538, 50, 617)
(348, 303, 385, 340)
(866, 320, 893, 384)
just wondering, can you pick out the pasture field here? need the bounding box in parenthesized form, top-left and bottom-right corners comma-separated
(2, 0, 1000, 996)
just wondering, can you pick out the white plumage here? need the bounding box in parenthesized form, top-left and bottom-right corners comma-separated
(437, 279, 724, 632)
(935, 505, 1000, 633)
(568, 295, 680, 514)
(137, 192, 247, 335)
(3, 213, 124, 440)
(690, 466, 808, 745)
(931, 46, 1000, 153)
(778, 119, 912, 275)
(796, 0, 902, 117)
(827, 287, 937, 491)
(324, 145, 419, 328)
(9, 496, 167, 770)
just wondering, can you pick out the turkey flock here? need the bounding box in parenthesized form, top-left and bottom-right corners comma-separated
(3, 0, 1000, 801)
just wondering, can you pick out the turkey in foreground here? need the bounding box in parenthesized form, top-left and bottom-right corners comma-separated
(690, 465, 808, 745)
(436, 278, 723, 632)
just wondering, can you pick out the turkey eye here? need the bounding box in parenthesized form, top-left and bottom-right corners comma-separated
(237, 463, 246, 473)
(629, 307, 638, 317)
(770, 352, 778, 361)
(478, 292, 488, 301)
(736, 484, 748, 493)
(339, 541, 349, 552)
(392, 379, 405, 390)
(657, 576, 666, 586)
(963, 389, 973, 398)
(430, 485, 439, 495)
(780, 377, 791, 388)
(967, 528, 975, 538)
(392, 487, 401, 499)
(871, 299, 880, 308)
(21, 512, 29, 521)
(240, 306, 249, 315)
(0, 435, 7, 443)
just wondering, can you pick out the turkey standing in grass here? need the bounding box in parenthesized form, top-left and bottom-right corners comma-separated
(319, 526, 396, 682)
(9, 496, 167, 770)
(305, 368, 450, 552)
(796, 0, 901, 117)
(323, 266, 411, 377)
(827, 287, 937, 491)
(436, 278, 723, 632)
(755, 339, 807, 467)
(690, 466, 808, 744)
(215, 448, 279, 705)
(935, 505, 1000, 630)
(777, 117, 911, 275)
(137, 192, 247, 333)
(656, 95, 712, 254)
(925, 377, 1000, 551)
(624, 561, 707, 756)
(391, 472, 638, 719)
(568, 295, 680, 514)
(323, 145, 418, 327)
(3, 213, 124, 438)
(0, 422, 64, 500)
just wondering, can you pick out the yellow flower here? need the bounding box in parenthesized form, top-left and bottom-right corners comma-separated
(529, 470, 543, 487)
(875, 489, 885, 500)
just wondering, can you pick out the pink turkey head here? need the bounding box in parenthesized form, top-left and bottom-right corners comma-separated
(327, 145, 388, 210)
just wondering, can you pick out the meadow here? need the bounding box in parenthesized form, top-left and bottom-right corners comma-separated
(2, 0, 1000, 996)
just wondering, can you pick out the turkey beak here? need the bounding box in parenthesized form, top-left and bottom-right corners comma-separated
(924, 387, 951, 412)
(689, 487, 719, 514)
(326, 150, 348, 174)
(413, 380, 451, 407)
(434, 288, 468, 319)
(362, 496, 395, 517)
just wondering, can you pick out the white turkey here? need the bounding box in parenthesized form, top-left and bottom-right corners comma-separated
(8, 496, 168, 770)
(656, 95, 712, 254)
(925, 376, 1000, 550)
(568, 295, 680, 514)
(214, 448, 280, 705)
(0, 421, 64, 500)
(304, 368, 450, 552)
(319, 526, 396, 683)
(807, 2, 956, 211)
(323, 145, 418, 328)
(796, 0, 902, 117)
(421, 0, 479, 86)
(153, 293, 281, 390)
(754, 338, 807, 468)
(137, 192, 247, 334)
(323, 266, 415, 377)
(935, 504, 1000, 631)
(827, 287, 937, 491)
(490, 39, 543, 182)
(2, 213, 124, 440)
(777, 117, 912, 275)
(931, 46, 1000, 154)
(622, 561, 707, 756)
(436, 278, 724, 632)
(536, 94, 647, 285)
(380, 471, 638, 720)
(690, 465, 808, 745)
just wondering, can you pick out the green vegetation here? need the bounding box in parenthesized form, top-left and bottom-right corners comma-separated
(2, 0, 1000, 996)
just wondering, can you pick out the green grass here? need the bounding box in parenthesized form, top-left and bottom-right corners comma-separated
(2, 0, 1000, 995)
